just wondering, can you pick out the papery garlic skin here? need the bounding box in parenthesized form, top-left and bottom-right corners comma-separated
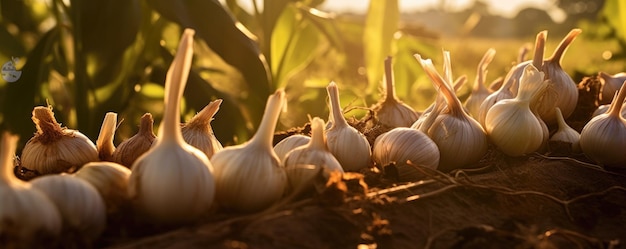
(274, 134, 311, 162)
(0, 132, 62, 245)
(486, 65, 548, 156)
(372, 128, 439, 181)
(128, 29, 215, 223)
(598, 72, 626, 105)
(96, 112, 118, 161)
(182, 99, 224, 159)
(326, 82, 372, 171)
(212, 90, 288, 212)
(31, 174, 106, 241)
(75, 161, 131, 213)
(372, 56, 419, 127)
(283, 117, 343, 193)
(550, 107, 580, 152)
(112, 113, 156, 168)
(21, 106, 99, 175)
(580, 82, 626, 167)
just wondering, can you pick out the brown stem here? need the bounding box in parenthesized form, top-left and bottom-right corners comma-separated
(185, 99, 223, 128)
(532, 30, 547, 70)
(548, 29, 582, 67)
(32, 106, 64, 144)
(138, 113, 156, 137)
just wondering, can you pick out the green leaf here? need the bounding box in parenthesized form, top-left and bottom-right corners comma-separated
(297, 4, 345, 52)
(603, 0, 626, 44)
(271, 4, 320, 88)
(363, 0, 398, 93)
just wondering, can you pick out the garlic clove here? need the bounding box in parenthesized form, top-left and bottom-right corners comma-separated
(127, 29, 216, 224)
(550, 107, 581, 152)
(274, 134, 311, 162)
(372, 128, 439, 182)
(211, 90, 288, 212)
(31, 174, 107, 241)
(112, 113, 156, 168)
(326, 82, 372, 171)
(0, 132, 63, 246)
(21, 106, 99, 176)
(96, 112, 118, 161)
(182, 99, 224, 159)
(74, 161, 131, 213)
(372, 56, 419, 128)
(283, 117, 343, 194)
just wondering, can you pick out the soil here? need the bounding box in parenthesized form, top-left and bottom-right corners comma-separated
(34, 76, 626, 248)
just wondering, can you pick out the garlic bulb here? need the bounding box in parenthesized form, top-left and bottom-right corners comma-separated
(464, 48, 496, 119)
(128, 29, 216, 223)
(326, 81, 372, 171)
(274, 134, 311, 162)
(283, 117, 343, 193)
(485, 64, 549, 156)
(31, 174, 106, 241)
(372, 128, 439, 181)
(550, 107, 580, 152)
(211, 90, 287, 212)
(75, 161, 131, 213)
(592, 102, 626, 118)
(477, 78, 516, 128)
(579, 83, 626, 167)
(416, 52, 488, 172)
(96, 112, 118, 161)
(0, 132, 62, 246)
(182, 99, 224, 159)
(21, 106, 99, 176)
(598, 71, 626, 104)
(371, 56, 419, 127)
(112, 113, 156, 167)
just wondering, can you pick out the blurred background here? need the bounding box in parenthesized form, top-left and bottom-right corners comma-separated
(0, 0, 622, 148)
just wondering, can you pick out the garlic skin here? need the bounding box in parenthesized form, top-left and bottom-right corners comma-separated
(283, 117, 343, 193)
(0, 132, 62, 245)
(182, 99, 224, 159)
(31, 174, 106, 241)
(75, 161, 131, 213)
(112, 113, 156, 168)
(274, 134, 311, 162)
(550, 107, 581, 152)
(128, 29, 215, 223)
(485, 64, 549, 156)
(416, 53, 488, 172)
(580, 82, 626, 167)
(21, 106, 99, 176)
(477, 78, 516, 128)
(211, 90, 288, 212)
(372, 56, 419, 127)
(598, 72, 626, 104)
(326, 82, 372, 171)
(464, 48, 496, 119)
(372, 128, 439, 181)
(96, 112, 118, 161)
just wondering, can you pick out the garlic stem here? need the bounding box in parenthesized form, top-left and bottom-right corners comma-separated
(96, 112, 118, 161)
(474, 48, 495, 93)
(32, 106, 63, 143)
(555, 107, 569, 131)
(0, 132, 18, 186)
(139, 113, 155, 136)
(548, 29, 582, 65)
(160, 29, 195, 144)
(186, 99, 222, 128)
(608, 81, 626, 117)
(309, 117, 326, 150)
(532, 30, 547, 70)
(417, 55, 464, 117)
(383, 56, 398, 103)
(250, 90, 285, 150)
(328, 82, 349, 128)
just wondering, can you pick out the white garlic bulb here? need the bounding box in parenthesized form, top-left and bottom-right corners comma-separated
(0, 132, 62, 246)
(550, 107, 580, 152)
(326, 82, 372, 171)
(274, 134, 311, 162)
(211, 89, 288, 212)
(372, 128, 439, 181)
(31, 174, 106, 241)
(21, 106, 99, 175)
(182, 99, 224, 159)
(112, 113, 156, 168)
(464, 48, 496, 119)
(371, 56, 419, 127)
(75, 161, 131, 213)
(283, 117, 343, 193)
(416, 52, 488, 172)
(96, 112, 118, 161)
(128, 29, 216, 223)
(485, 64, 549, 156)
(580, 83, 626, 167)
(592, 102, 626, 118)
(477, 78, 516, 128)
(598, 71, 626, 104)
